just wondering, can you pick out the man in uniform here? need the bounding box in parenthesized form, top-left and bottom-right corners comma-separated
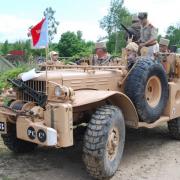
(48, 51, 59, 63)
(159, 38, 170, 53)
(40, 51, 63, 70)
(138, 12, 159, 58)
(126, 42, 139, 69)
(156, 38, 171, 72)
(92, 42, 111, 65)
(126, 14, 141, 43)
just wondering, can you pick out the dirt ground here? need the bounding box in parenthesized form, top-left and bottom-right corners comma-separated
(0, 124, 180, 180)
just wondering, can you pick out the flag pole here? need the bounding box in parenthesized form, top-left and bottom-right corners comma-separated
(29, 17, 49, 94)
(45, 45, 49, 95)
(45, 15, 49, 96)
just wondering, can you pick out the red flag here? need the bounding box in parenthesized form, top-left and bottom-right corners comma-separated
(30, 18, 48, 48)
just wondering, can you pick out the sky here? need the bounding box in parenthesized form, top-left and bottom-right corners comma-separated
(0, 0, 179, 43)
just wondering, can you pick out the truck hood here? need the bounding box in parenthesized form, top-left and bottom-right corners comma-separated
(33, 69, 113, 81)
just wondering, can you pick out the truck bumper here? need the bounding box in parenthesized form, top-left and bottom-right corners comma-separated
(0, 106, 57, 146)
(0, 103, 73, 147)
(16, 116, 57, 146)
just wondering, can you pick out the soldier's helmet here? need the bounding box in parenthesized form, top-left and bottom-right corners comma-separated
(138, 12, 148, 20)
(159, 38, 170, 47)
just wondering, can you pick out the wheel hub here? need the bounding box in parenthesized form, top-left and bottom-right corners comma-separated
(107, 128, 119, 161)
(145, 76, 162, 108)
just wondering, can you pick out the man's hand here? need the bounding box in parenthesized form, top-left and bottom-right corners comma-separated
(139, 43, 146, 47)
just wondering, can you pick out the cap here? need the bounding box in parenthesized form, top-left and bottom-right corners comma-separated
(95, 42, 107, 49)
(138, 12, 148, 20)
(48, 51, 58, 60)
(49, 51, 58, 57)
(159, 38, 170, 46)
(50, 51, 58, 55)
(126, 42, 139, 52)
(132, 14, 139, 22)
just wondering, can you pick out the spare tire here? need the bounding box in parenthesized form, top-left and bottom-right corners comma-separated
(124, 57, 169, 123)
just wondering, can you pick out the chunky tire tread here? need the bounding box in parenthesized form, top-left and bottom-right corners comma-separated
(125, 57, 168, 123)
(83, 105, 125, 179)
(168, 118, 180, 140)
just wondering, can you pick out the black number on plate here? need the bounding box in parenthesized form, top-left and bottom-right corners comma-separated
(27, 127, 36, 140)
(37, 129, 46, 143)
(0, 122, 5, 132)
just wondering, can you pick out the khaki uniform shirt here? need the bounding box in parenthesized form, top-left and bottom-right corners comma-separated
(140, 23, 158, 43)
(40, 60, 64, 70)
(92, 54, 111, 65)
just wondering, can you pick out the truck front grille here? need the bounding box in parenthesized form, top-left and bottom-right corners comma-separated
(17, 80, 46, 102)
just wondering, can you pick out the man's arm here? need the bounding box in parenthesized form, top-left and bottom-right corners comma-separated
(140, 27, 158, 47)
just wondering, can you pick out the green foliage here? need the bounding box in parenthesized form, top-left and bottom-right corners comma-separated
(166, 25, 180, 47)
(44, 7, 59, 42)
(58, 31, 80, 57)
(100, 0, 132, 54)
(57, 31, 94, 58)
(1, 40, 9, 55)
(49, 43, 59, 52)
(0, 64, 31, 90)
(3, 96, 11, 106)
(106, 32, 126, 54)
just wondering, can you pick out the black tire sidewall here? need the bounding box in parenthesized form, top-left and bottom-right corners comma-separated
(125, 58, 169, 122)
(142, 63, 168, 120)
(83, 105, 126, 179)
(103, 108, 125, 177)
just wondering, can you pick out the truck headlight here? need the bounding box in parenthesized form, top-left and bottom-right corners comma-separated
(54, 86, 63, 97)
(54, 85, 75, 100)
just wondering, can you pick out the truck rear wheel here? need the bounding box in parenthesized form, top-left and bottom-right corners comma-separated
(83, 105, 125, 179)
(125, 58, 168, 123)
(168, 118, 180, 140)
(1, 124, 37, 153)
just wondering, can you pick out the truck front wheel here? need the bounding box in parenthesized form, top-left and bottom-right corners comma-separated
(83, 105, 125, 179)
(1, 124, 37, 153)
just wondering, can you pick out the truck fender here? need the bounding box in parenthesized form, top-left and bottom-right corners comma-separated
(72, 90, 139, 128)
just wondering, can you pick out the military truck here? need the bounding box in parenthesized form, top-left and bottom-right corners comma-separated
(0, 53, 180, 179)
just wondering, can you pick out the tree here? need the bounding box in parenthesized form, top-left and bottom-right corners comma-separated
(100, 0, 131, 34)
(57, 31, 94, 57)
(77, 30, 83, 40)
(100, 0, 132, 54)
(1, 40, 9, 55)
(166, 25, 180, 47)
(106, 32, 126, 54)
(44, 7, 59, 42)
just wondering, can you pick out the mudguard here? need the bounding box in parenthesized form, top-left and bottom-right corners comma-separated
(72, 90, 139, 128)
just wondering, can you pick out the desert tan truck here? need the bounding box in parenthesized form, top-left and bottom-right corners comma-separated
(0, 54, 180, 179)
